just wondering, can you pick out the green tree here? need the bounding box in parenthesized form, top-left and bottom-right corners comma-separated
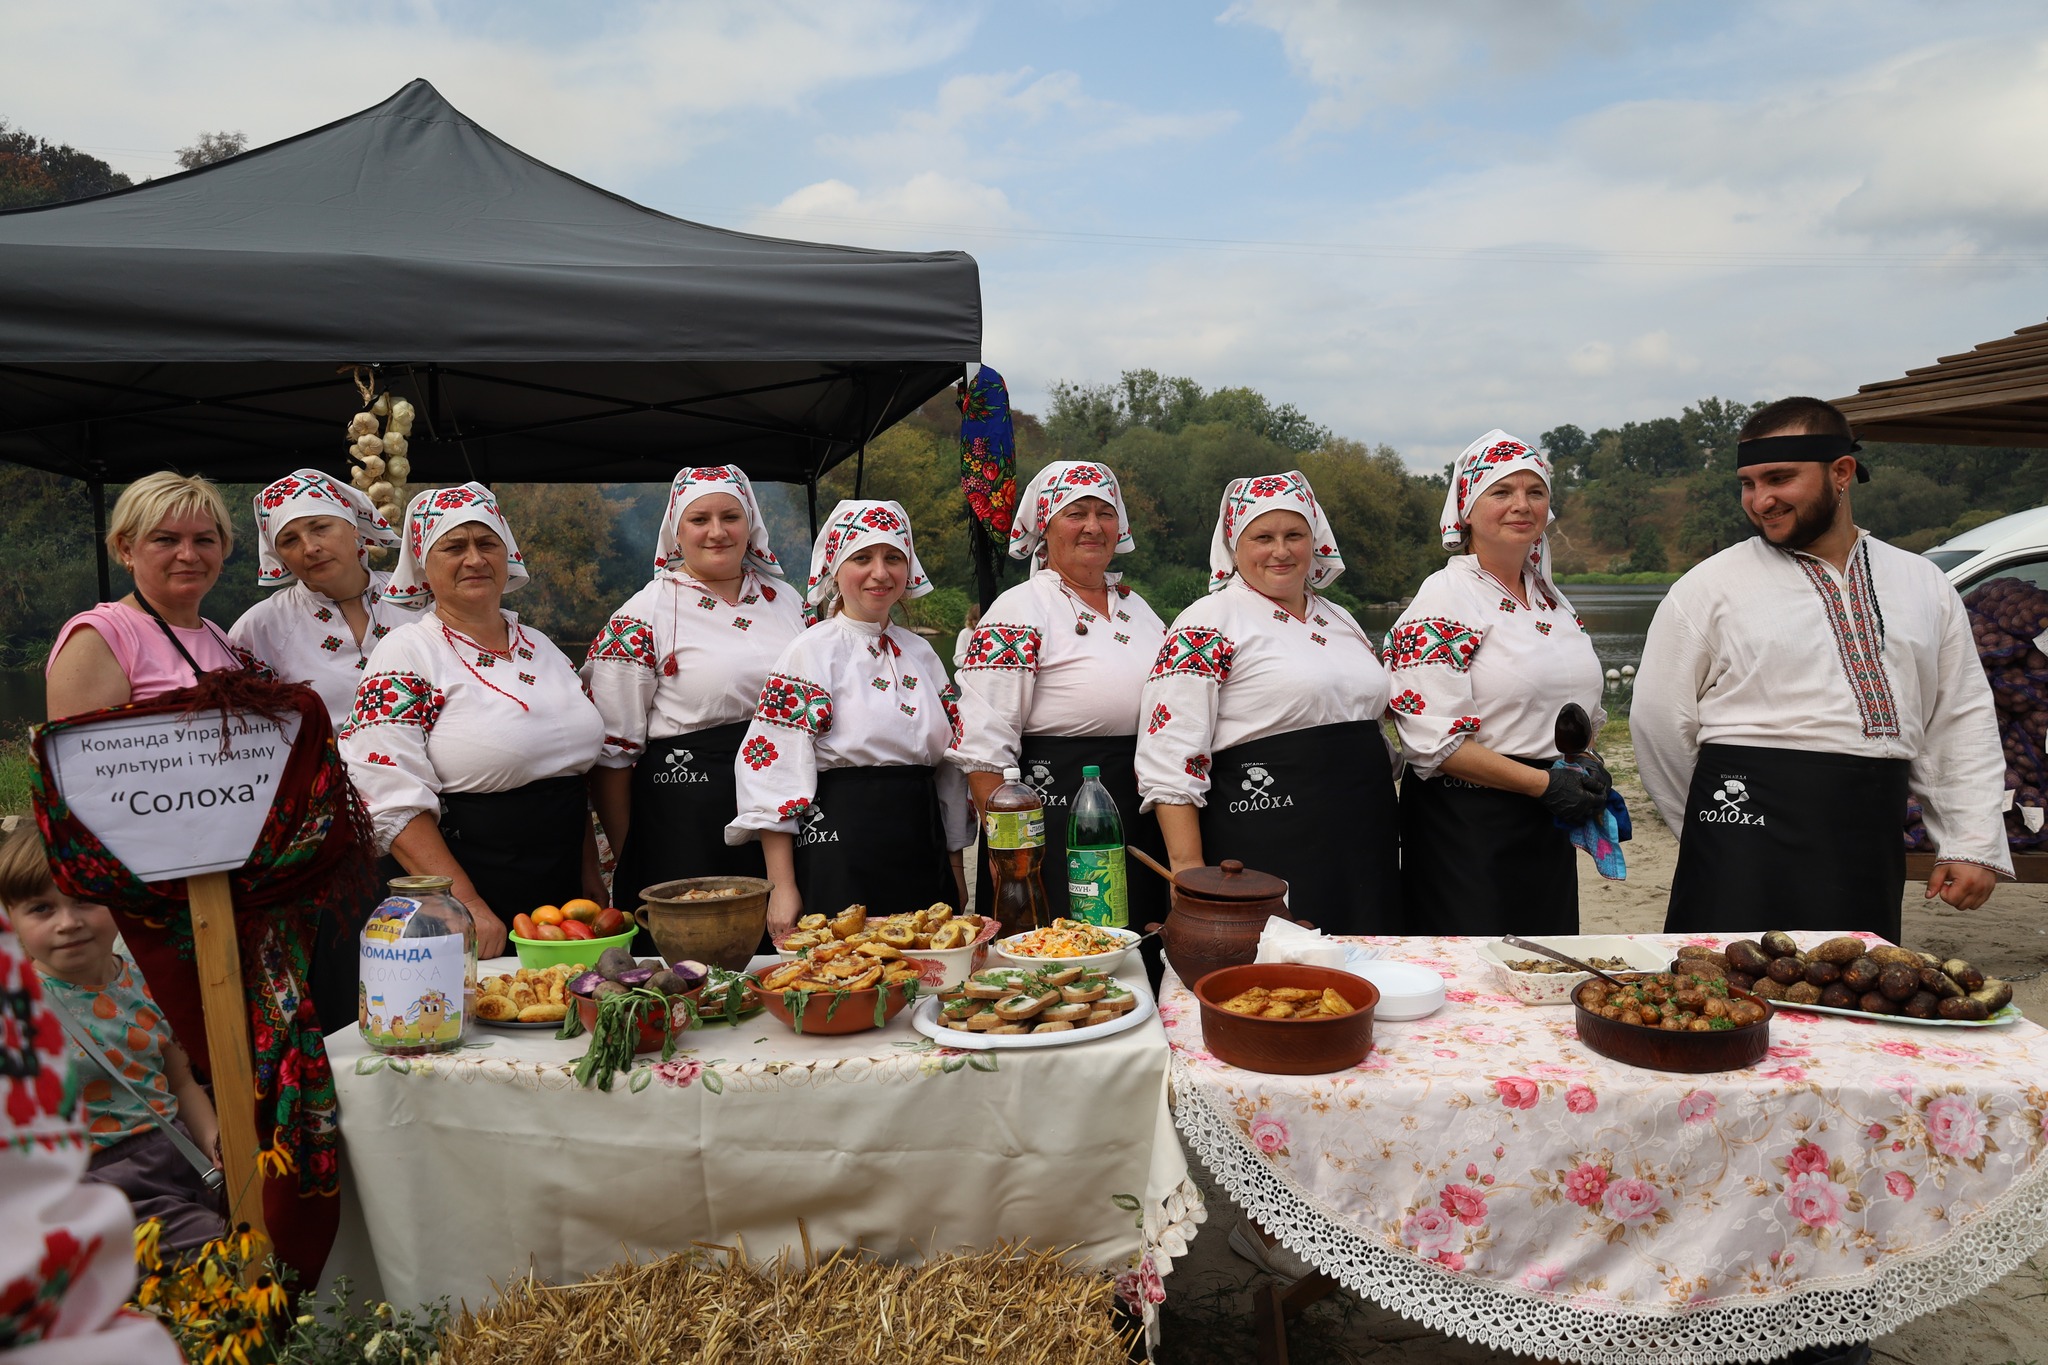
(0, 117, 130, 209)
(1852, 466, 1967, 543)
(1540, 424, 1589, 481)
(1584, 469, 1655, 549)
(1681, 397, 1762, 471)
(176, 131, 248, 169)
(1621, 524, 1668, 573)
(1677, 469, 1752, 559)
(1619, 417, 1690, 477)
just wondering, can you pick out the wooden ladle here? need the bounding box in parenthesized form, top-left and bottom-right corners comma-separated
(1502, 934, 1631, 990)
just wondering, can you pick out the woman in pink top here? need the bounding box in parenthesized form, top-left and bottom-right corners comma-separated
(47, 472, 248, 720)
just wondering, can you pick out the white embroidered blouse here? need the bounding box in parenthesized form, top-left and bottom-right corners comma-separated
(1633, 533, 2013, 875)
(340, 609, 605, 852)
(948, 569, 1167, 774)
(581, 570, 805, 768)
(1135, 576, 1392, 812)
(1387, 556, 1607, 777)
(228, 573, 408, 729)
(724, 614, 973, 851)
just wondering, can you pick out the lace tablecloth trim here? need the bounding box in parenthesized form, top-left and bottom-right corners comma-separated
(1171, 1049, 2048, 1363)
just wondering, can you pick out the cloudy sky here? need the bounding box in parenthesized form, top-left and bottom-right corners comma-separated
(10, 0, 2048, 468)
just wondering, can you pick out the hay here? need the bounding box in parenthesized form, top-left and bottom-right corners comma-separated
(442, 1236, 1138, 1364)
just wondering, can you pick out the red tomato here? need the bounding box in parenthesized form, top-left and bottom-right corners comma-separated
(511, 913, 539, 941)
(592, 907, 626, 937)
(533, 923, 569, 943)
(559, 919, 595, 940)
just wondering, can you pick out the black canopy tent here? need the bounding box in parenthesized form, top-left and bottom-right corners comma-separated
(0, 79, 980, 594)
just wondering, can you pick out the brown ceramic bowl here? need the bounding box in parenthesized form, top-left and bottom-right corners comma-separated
(760, 979, 916, 1037)
(1192, 964, 1379, 1075)
(636, 876, 772, 972)
(572, 988, 698, 1054)
(1572, 974, 1773, 1073)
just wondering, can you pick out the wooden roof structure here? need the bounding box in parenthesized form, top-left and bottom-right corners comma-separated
(1834, 319, 2048, 447)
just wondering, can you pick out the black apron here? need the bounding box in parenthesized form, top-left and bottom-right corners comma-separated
(973, 734, 1168, 933)
(439, 773, 591, 922)
(1198, 720, 1401, 935)
(797, 766, 955, 918)
(1399, 758, 1578, 937)
(613, 722, 765, 905)
(1665, 742, 1909, 942)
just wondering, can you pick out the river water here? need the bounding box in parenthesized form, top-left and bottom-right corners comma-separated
(0, 584, 1671, 733)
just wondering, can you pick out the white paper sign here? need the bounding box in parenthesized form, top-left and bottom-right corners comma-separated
(43, 709, 302, 882)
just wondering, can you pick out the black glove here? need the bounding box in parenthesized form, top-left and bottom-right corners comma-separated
(1542, 766, 1609, 823)
(1576, 752, 1613, 796)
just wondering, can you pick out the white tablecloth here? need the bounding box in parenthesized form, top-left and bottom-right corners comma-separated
(327, 955, 1201, 1324)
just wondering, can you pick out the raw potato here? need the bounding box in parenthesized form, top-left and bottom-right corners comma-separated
(1918, 967, 1962, 1000)
(1939, 996, 1991, 1022)
(1803, 960, 1841, 988)
(1675, 946, 1729, 969)
(1841, 957, 1882, 993)
(1901, 991, 1940, 1020)
(1728, 971, 1757, 993)
(1751, 978, 1788, 1001)
(1859, 990, 1897, 1015)
(1808, 936, 1866, 966)
(1866, 945, 1919, 968)
(1766, 957, 1806, 986)
(1784, 981, 1823, 1005)
(1820, 982, 1857, 1010)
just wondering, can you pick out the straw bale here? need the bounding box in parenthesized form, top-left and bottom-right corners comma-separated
(442, 1240, 1136, 1364)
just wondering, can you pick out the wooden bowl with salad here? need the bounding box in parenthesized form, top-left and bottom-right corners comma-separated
(992, 920, 1142, 974)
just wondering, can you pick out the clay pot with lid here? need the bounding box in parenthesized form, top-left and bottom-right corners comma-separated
(1142, 858, 1299, 987)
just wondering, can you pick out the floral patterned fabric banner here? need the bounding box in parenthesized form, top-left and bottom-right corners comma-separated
(1163, 933, 2048, 1363)
(958, 365, 1017, 539)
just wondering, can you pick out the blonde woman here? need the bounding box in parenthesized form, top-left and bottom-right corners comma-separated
(47, 472, 252, 720)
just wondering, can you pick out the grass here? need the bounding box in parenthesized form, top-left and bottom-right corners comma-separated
(0, 724, 33, 817)
(1556, 571, 1683, 586)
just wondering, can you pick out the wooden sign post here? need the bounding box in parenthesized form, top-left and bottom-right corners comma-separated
(41, 707, 302, 1241)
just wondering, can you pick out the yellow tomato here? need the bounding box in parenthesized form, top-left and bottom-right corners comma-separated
(561, 898, 603, 924)
(531, 905, 564, 926)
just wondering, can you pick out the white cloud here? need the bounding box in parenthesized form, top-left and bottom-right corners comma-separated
(761, 173, 1021, 247)
(1568, 342, 1615, 377)
(1, 0, 973, 183)
(1221, 0, 1633, 135)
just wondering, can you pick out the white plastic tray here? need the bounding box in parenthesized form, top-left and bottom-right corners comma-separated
(1473, 935, 1673, 1005)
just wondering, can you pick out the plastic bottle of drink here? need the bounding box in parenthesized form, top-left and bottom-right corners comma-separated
(985, 766, 1050, 932)
(1066, 765, 1130, 929)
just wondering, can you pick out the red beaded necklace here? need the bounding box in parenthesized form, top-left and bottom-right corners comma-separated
(441, 620, 532, 711)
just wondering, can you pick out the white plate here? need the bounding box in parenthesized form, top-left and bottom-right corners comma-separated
(1349, 960, 1446, 1021)
(911, 988, 1156, 1049)
(1473, 935, 1673, 1006)
(990, 925, 1141, 975)
(1771, 1000, 2023, 1029)
(471, 1017, 563, 1031)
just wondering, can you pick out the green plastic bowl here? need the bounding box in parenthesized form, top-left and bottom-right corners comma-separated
(508, 927, 636, 972)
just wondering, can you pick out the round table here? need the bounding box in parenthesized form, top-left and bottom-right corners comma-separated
(1163, 932, 2048, 1363)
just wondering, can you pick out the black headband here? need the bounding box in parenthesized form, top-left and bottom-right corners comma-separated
(1736, 433, 1870, 483)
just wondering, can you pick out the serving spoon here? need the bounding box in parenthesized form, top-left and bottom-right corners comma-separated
(1501, 934, 1631, 990)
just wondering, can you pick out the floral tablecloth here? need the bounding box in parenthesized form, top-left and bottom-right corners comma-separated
(1164, 932, 2048, 1363)
(327, 956, 1200, 1335)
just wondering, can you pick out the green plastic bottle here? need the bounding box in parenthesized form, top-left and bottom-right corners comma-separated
(1066, 765, 1129, 928)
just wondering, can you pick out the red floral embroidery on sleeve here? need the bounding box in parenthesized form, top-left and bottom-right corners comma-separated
(1151, 628, 1235, 682)
(1390, 690, 1427, 716)
(1185, 755, 1211, 780)
(1449, 715, 1482, 736)
(1388, 619, 1483, 673)
(344, 672, 444, 737)
(587, 614, 657, 669)
(741, 736, 779, 770)
(755, 674, 833, 735)
(962, 623, 1041, 671)
(1147, 704, 1172, 734)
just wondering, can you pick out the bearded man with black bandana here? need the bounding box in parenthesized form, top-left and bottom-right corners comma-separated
(1634, 397, 2011, 941)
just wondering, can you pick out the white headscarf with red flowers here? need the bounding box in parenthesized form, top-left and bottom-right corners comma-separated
(1440, 429, 1557, 590)
(1208, 470, 1344, 593)
(653, 465, 784, 580)
(806, 499, 931, 613)
(1007, 460, 1137, 566)
(252, 468, 397, 588)
(381, 482, 529, 609)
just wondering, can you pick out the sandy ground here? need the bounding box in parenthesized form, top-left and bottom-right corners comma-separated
(1157, 741, 2048, 1365)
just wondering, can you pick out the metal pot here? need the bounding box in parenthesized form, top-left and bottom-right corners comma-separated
(1143, 858, 1293, 987)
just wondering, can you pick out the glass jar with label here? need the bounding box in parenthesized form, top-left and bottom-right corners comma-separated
(359, 874, 476, 1056)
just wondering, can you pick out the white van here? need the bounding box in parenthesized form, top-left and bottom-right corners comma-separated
(1924, 504, 2048, 593)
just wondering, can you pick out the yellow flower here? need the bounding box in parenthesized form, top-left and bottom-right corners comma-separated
(257, 1145, 296, 1179)
(133, 1217, 165, 1269)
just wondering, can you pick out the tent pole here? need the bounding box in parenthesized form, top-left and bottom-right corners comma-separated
(807, 475, 818, 541)
(854, 444, 866, 499)
(85, 423, 112, 602)
(91, 475, 110, 602)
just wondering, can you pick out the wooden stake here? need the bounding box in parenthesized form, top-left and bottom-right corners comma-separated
(187, 870, 269, 1244)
